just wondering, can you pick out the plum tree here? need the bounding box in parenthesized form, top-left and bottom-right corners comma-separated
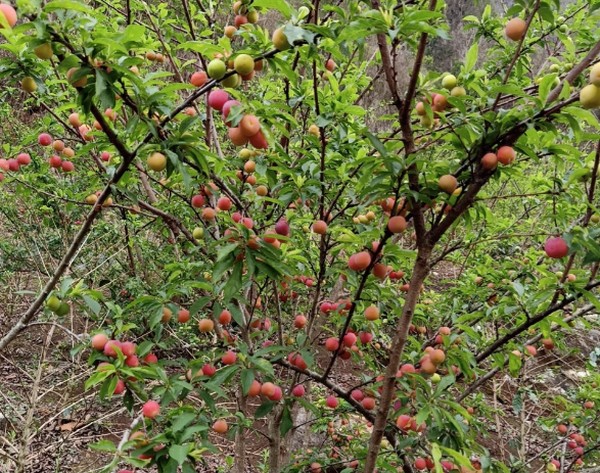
(222, 99, 241, 123)
(274, 219, 289, 236)
(293, 314, 307, 328)
(325, 395, 338, 408)
(217, 196, 232, 210)
(239, 115, 260, 136)
(212, 419, 228, 433)
(16, 153, 30, 165)
(0, 2, 599, 473)
(292, 384, 305, 397)
(37, 133, 52, 146)
(221, 351, 236, 365)
(66, 67, 87, 88)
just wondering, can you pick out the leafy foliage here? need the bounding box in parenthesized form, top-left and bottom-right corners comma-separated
(0, 0, 599, 472)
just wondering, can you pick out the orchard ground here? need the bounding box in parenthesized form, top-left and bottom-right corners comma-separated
(2, 264, 599, 472)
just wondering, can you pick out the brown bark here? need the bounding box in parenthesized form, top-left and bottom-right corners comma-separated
(234, 388, 247, 473)
(362, 248, 431, 472)
(268, 406, 284, 473)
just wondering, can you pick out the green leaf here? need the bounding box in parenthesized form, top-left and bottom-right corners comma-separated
(190, 296, 211, 316)
(255, 401, 275, 418)
(508, 352, 522, 377)
(178, 41, 224, 57)
(60, 277, 75, 295)
(433, 374, 456, 397)
(282, 24, 317, 45)
(251, 357, 275, 376)
(181, 424, 209, 442)
(94, 69, 115, 109)
(84, 368, 114, 390)
(100, 375, 118, 400)
(89, 440, 116, 452)
(171, 412, 197, 433)
(444, 400, 472, 421)
(198, 389, 217, 411)
(280, 405, 293, 436)
(217, 243, 240, 262)
(169, 444, 190, 465)
(364, 130, 389, 157)
(213, 255, 235, 282)
(337, 13, 388, 41)
(512, 281, 524, 297)
(148, 303, 164, 329)
(269, 56, 298, 82)
(415, 405, 431, 425)
(464, 42, 478, 73)
(538, 74, 558, 105)
(253, 0, 292, 18)
(207, 364, 239, 389)
(182, 463, 196, 473)
(581, 290, 600, 311)
(44, 0, 92, 13)
(241, 369, 255, 396)
(513, 391, 523, 414)
(121, 24, 146, 45)
(223, 261, 243, 302)
(439, 446, 474, 470)
(128, 456, 151, 467)
(564, 106, 600, 130)
(82, 294, 101, 316)
(230, 304, 245, 326)
(431, 443, 443, 473)
(123, 389, 134, 412)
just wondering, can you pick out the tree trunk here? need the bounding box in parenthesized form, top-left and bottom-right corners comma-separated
(269, 405, 284, 473)
(363, 248, 432, 472)
(234, 387, 247, 473)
